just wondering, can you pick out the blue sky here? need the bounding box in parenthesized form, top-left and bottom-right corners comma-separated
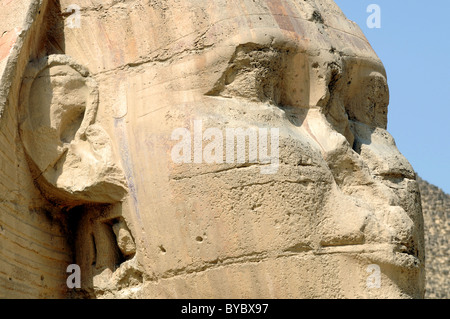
(334, 0, 450, 194)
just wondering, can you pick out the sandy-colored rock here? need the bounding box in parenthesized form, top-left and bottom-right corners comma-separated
(0, 0, 426, 299)
(417, 178, 449, 299)
(19, 54, 127, 205)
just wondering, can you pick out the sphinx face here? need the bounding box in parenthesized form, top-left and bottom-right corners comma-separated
(51, 0, 424, 298)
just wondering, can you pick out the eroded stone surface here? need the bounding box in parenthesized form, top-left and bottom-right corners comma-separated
(19, 54, 128, 205)
(418, 178, 449, 299)
(0, 0, 427, 299)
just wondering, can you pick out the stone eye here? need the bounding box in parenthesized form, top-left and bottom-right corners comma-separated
(344, 72, 389, 129)
(206, 43, 310, 108)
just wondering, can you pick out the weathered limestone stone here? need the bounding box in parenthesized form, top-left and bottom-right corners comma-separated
(112, 219, 136, 258)
(19, 54, 128, 205)
(417, 177, 449, 299)
(0, 0, 426, 298)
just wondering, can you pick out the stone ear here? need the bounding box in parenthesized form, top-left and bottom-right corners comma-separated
(19, 55, 127, 206)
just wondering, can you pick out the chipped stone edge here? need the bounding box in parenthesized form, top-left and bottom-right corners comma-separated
(0, 0, 44, 119)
